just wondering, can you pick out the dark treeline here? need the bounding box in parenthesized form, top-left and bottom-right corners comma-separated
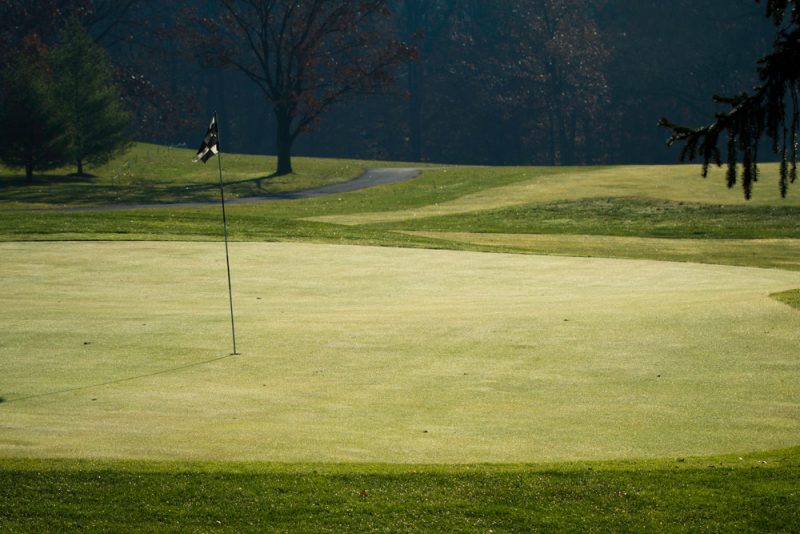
(0, 0, 778, 166)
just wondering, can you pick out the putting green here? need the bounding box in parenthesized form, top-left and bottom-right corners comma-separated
(1, 241, 799, 463)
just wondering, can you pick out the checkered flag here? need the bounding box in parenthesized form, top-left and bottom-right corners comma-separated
(193, 114, 219, 163)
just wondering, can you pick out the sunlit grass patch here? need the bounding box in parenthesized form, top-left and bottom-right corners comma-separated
(2, 241, 799, 463)
(308, 163, 800, 226)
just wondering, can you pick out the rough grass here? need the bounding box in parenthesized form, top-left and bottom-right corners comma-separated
(2, 447, 799, 532)
(307, 164, 800, 226)
(771, 288, 800, 309)
(376, 197, 800, 239)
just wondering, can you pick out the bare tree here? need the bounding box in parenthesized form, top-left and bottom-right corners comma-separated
(186, 0, 415, 175)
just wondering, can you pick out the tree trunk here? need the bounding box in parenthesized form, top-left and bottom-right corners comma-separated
(583, 118, 594, 165)
(77, 159, 84, 176)
(405, 0, 423, 162)
(408, 62, 423, 162)
(25, 163, 33, 182)
(274, 105, 293, 176)
(559, 111, 576, 166)
(547, 109, 557, 165)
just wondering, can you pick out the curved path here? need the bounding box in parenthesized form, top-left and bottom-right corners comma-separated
(67, 167, 427, 212)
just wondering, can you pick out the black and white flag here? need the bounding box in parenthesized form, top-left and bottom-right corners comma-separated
(194, 114, 219, 163)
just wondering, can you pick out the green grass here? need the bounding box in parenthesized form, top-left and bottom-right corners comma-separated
(377, 197, 800, 239)
(3, 146, 800, 530)
(771, 288, 800, 310)
(3, 241, 799, 463)
(0, 143, 426, 206)
(401, 232, 800, 271)
(307, 164, 800, 226)
(2, 448, 799, 532)
(3, 149, 799, 270)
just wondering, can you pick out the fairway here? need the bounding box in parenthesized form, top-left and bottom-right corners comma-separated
(1, 241, 799, 463)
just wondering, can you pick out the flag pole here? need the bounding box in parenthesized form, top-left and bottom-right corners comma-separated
(214, 112, 238, 355)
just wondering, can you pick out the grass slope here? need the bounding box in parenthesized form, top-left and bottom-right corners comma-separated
(2, 147, 799, 270)
(0, 143, 425, 207)
(307, 164, 800, 226)
(376, 198, 800, 239)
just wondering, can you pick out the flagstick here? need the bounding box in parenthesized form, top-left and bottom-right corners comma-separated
(214, 112, 239, 355)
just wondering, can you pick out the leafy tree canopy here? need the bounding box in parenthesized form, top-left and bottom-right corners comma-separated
(52, 18, 131, 175)
(184, 0, 414, 176)
(0, 36, 69, 180)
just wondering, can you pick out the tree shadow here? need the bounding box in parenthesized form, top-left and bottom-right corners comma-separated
(0, 171, 286, 207)
(0, 353, 237, 405)
(209, 172, 281, 190)
(168, 173, 279, 193)
(0, 173, 98, 188)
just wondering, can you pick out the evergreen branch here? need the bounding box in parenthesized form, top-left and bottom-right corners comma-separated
(660, 20, 800, 198)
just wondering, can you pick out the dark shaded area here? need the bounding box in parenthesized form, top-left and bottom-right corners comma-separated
(660, 0, 800, 198)
(0, 0, 779, 168)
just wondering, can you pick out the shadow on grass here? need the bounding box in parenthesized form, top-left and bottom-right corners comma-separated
(0, 173, 98, 187)
(0, 353, 238, 405)
(220, 172, 281, 189)
(0, 172, 284, 207)
(176, 172, 281, 193)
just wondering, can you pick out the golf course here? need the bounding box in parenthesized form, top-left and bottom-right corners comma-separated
(1, 144, 799, 530)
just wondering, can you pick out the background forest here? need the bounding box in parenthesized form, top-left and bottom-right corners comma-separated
(0, 0, 778, 167)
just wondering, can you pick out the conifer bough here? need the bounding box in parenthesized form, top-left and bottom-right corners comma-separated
(660, 0, 800, 199)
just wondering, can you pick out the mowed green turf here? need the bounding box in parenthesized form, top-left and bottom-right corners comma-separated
(2, 450, 799, 532)
(2, 148, 800, 530)
(3, 151, 799, 272)
(307, 164, 800, 226)
(2, 241, 799, 462)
